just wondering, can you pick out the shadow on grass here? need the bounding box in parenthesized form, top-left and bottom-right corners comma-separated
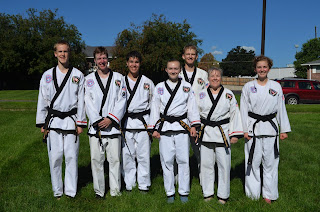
(231, 159, 245, 191)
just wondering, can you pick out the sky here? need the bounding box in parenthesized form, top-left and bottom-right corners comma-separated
(1, 0, 319, 68)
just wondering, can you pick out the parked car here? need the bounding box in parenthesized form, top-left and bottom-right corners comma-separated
(275, 78, 320, 105)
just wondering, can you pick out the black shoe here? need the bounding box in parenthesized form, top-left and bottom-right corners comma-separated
(95, 194, 104, 199)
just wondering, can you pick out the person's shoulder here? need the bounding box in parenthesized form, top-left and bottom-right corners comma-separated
(112, 71, 124, 78)
(85, 72, 95, 80)
(71, 67, 84, 76)
(196, 67, 208, 75)
(181, 79, 192, 87)
(141, 75, 155, 85)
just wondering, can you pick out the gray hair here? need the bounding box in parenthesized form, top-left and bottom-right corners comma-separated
(207, 67, 223, 78)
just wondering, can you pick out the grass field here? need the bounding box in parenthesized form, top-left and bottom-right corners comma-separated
(0, 90, 319, 212)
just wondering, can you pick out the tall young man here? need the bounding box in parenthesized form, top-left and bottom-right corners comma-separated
(84, 47, 126, 198)
(36, 40, 87, 199)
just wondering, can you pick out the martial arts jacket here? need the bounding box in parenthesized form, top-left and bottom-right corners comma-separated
(123, 75, 155, 130)
(85, 71, 127, 136)
(36, 66, 87, 130)
(179, 67, 209, 96)
(240, 79, 291, 136)
(148, 79, 201, 133)
(196, 87, 243, 144)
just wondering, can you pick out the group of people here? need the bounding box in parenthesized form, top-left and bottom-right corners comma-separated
(36, 40, 291, 205)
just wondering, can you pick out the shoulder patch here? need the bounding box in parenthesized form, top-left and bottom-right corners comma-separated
(46, 75, 52, 83)
(144, 83, 150, 90)
(226, 93, 233, 100)
(197, 78, 204, 86)
(158, 87, 164, 95)
(86, 79, 94, 87)
(269, 88, 278, 96)
(199, 92, 206, 99)
(115, 80, 121, 87)
(72, 76, 80, 84)
(183, 86, 190, 93)
(250, 86, 257, 93)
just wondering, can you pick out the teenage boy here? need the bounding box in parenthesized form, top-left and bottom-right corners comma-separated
(84, 47, 126, 198)
(122, 51, 155, 192)
(149, 59, 200, 203)
(179, 45, 209, 176)
(36, 40, 87, 199)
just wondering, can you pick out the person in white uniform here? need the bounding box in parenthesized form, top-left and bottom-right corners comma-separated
(149, 59, 200, 203)
(121, 51, 155, 192)
(36, 40, 87, 199)
(196, 67, 243, 204)
(179, 45, 209, 175)
(84, 47, 126, 198)
(240, 55, 291, 204)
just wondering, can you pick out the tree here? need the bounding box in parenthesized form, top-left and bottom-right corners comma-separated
(111, 14, 202, 84)
(294, 38, 320, 78)
(198, 53, 219, 71)
(220, 46, 255, 77)
(0, 9, 86, 89)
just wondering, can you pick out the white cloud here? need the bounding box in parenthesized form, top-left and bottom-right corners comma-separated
(212, 50, 223, 55)
(241, 46, 256, 52)
(211, 46, 217, 50)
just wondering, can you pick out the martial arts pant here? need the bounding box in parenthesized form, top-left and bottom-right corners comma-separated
(47, 130, 79, 197)
(122, 131, 151, 191)
(159, 132, 190, 196)
(245, 136, 279, 200)
(89, 135, 121, 197)
(200, 142, 231, 199)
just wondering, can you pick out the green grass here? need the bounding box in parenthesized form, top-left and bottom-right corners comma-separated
(0, 90, 38, 101)
(0, 91, 319, 211)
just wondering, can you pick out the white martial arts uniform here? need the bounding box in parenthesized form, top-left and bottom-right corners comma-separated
(148, 79, 200, 197)
(196, 86, 243, 199)
(122, 75, 155, 191)
(85, 70, 126, 197)
(240, 79, 291, 200)
(36, 66, 87, 198)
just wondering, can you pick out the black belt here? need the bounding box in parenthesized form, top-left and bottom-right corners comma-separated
(155, 113, 190, 134)
(246, 112, 279, 176)
(198, 118, 230, 153)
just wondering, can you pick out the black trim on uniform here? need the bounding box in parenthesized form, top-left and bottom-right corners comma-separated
(182, 66, 197, 86)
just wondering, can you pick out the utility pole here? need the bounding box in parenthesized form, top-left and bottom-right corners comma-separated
(261, 0, 266, 55)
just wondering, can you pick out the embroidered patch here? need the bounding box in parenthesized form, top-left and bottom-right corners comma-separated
(46, 75, 52, 83)
(122, 86, 126, 91)
(282, 95, 285, 101)
(226, 93, 233, 100)
(236, 102, 239, 107)
(72, 76, 80, 84)
(86, 79, 94, 87)
(197, 78, 204, 85)
(115, 80, 121, 87)
(144, 83, 150, 90)
(158, 87, 164, 95)
(122, 91, 126, 98)
(250, 86, 257, 93)
(199, 92, 206, 99)
(183, 86, 190, 93)
(269, 88, 277, 96)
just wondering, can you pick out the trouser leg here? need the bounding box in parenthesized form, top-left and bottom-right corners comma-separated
(200, 142, 215, 198)
(136, 131, 151, 190)
(106, 135, 121, 196)
(216, 146, 231, 199)
(122, 131, 137, 191)
(63, 133, 79, 197)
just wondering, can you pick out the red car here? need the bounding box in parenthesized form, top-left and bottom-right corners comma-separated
(275, 78, 320, 104)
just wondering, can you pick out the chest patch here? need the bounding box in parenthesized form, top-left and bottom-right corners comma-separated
(269, 88, 277, 96)
(250, 86, 257, 93)
(86, 79, 95, 87)
(72, 76, 80, 84)
(46, 75, 52, 83)
(199, 92, 206, 99)
(197, 78, 204, 86)
(115, 80, 121, 87)
(158, 87, 164, 95)
(183, 86, 190, 93)
(144, 83, 150, 90)
(226, 93, 233, 100)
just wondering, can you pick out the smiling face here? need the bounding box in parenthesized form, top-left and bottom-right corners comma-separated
(182, 48, 198, 67)
(255, 60, 270, 80)
(54, 44, 70, 66)
(208, 70, 222, 90)
(166, 61, 181, 82)
(127, 56, 140, 76)
(94, 53, 108, 72)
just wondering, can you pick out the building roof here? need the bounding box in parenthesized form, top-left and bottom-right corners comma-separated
(83, 45, 115, 58)
(301, 59, 320, 66)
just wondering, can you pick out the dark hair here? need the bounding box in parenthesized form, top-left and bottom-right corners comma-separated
(253, 55, 273, 69)
(93, 46, 108, 59)
(54, 40, 70, 51)
(126, 51, 142, 62)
